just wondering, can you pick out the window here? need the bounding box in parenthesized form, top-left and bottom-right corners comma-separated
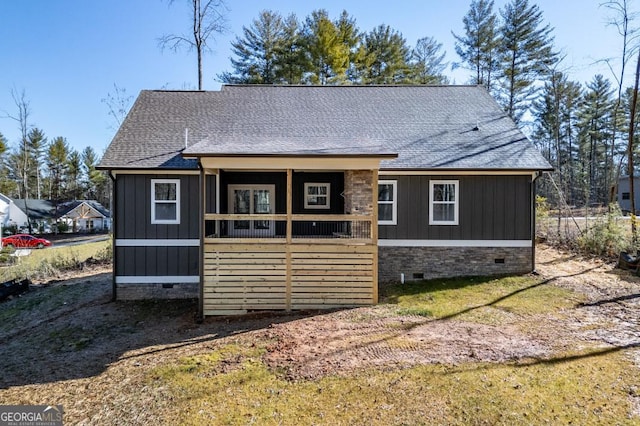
(429, 180, 459, 225)
(151, 179, 180, 224)
(623, 192, 631, 200)
(304, 183, 330, 209)
(378, 180, 397, 225)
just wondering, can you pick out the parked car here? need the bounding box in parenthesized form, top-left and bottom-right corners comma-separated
(1, 234, 52, 249)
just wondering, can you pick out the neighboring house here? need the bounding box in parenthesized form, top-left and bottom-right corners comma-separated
(0, 193, 10, 227)
(9, 199, 56, 232)
(618, 176, 640, 213)
(98, 85, 552, 317)
(57, 200, 112, 232)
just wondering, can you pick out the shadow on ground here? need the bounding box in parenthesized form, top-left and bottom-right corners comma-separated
(0, 272, 317, 389)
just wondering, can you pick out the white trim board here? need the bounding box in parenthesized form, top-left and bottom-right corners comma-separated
(115, 239, 200, 247)
(378, 239, 532, 248)
(115, 276, 199, 284)
(111, 170, 199, 176)
(379, 170, 537, 177)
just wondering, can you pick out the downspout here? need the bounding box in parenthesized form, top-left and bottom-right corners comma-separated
(197, 161, 205, 322)
(108, 171, 117, 302)
(531, 171, 543, 274)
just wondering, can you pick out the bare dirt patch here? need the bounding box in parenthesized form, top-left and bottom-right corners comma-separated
(1, 244, 639, 423)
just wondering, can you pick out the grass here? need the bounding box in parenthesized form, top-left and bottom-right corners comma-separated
(0, 238, 111, 282)
(150, 343, 640, 425)
(145, 274, 637, 424)
(381, 275, 581, 323)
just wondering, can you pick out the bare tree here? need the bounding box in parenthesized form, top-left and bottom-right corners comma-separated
(628, 50, 640, 246)
(3, 88, 33, 232)
(159, 0, 229, 90)
(600, 0, 640, 203)
(101, 83, 134, 130)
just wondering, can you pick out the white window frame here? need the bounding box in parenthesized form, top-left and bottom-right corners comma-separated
(304, 182, 331, 209)
(378, 180, 397, 225)
(429, 180, 459, 225)
(151, 179, 180, 224)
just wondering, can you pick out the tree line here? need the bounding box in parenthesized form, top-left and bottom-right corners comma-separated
(2, 0, 636, 216)
(215, 0, 638, 209)
(0, 89, 109, 211)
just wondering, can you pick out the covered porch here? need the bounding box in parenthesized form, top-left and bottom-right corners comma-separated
(195, 155, 392, 316)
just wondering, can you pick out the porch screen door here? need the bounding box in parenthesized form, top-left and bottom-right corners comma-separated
(228, 185, 276, 237)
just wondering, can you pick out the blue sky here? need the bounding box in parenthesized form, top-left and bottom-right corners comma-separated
(0, 0, 630, 155)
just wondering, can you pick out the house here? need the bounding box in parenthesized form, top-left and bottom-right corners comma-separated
(7, 198, 56, 232)
(56, 200, 112, 232)
(98, 85, 552, 317)
(618, 176, 639, 213)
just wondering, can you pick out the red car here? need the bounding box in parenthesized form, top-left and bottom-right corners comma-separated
(1, 234, 52, 249)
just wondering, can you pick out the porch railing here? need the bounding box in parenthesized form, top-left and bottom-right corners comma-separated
(204, 213, 373, 242)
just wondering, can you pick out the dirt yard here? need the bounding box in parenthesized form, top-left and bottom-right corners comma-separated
(1, 244, 639, 423)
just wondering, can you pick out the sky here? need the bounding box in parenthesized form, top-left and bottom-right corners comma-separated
(0, 0, 632, 156)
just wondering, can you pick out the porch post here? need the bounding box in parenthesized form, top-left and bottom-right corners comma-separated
(285, 169, 292, 311)
(198, 163, 205, 321)
(372, 169, 379, 304)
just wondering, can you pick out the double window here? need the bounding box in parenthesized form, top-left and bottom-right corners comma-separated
(378, 180, 397, 225)
(304, 183, 330, 209)
(429, 180, 458, 225)
(151, 179, 180, 224)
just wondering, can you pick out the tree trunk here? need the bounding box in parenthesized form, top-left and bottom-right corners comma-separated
(628, 49, 640, 248)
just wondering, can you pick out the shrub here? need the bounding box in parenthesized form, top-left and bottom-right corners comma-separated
(577, 204, 631, 257)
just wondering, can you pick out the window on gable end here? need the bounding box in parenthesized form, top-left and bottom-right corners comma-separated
(151, 179, 180, 224)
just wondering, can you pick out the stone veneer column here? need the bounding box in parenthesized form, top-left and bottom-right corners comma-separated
(344, 170, 374, 215)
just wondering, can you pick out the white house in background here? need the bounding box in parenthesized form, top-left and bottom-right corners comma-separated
(7, 198, 56, 232)
(0, 194, 10, 232)
(618, 176, 640, 213)
(57, 200, 111, 232)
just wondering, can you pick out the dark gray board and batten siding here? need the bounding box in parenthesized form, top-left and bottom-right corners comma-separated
(378, 175, 532, 240)
(114, 174, 215, 277)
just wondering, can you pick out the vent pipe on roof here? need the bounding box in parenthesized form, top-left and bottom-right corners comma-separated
(472, 120, 479, 131)
(184, 128, 189, 149)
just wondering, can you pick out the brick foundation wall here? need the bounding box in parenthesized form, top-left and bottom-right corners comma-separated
(378, 245, 532, 284)
(117, 283, 198, 300)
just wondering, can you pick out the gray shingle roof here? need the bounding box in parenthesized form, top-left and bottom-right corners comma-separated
(99, 85, 552, 171)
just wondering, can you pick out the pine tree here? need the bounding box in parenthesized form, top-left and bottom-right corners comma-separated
(497, 0, 557, 122)
(47, 137, 69, 202)
(302, 10, 350, 84)
(576, 75, 615, 205)
(274, 14, 307, 84)
(27, 128, 46, 200)
(453, 0, 499, 89)
(360, 24, 412, 84)
(66, 150, 82, 200)
(220, 10, 288, 84)
(0, 132, 16, 196)
(533, 72, 582, 205)
(410, 36, 449, 84)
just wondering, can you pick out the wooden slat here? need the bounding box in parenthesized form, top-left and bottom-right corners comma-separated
(293, 281, 371, 292)
(205, 252, 286, 259)
(292, 275, 372, 282)
(204, 309, 248, 315)
(291, 252, 372, 260)
(289, 244, 375, 253)
(205, 213, 287, 220)
(205, 243, 287, 252)
(204, 274, 285, 281)
(291, 269, 372, 277)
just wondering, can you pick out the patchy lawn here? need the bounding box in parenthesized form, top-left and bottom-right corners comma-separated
(0, 244, 639, 425)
